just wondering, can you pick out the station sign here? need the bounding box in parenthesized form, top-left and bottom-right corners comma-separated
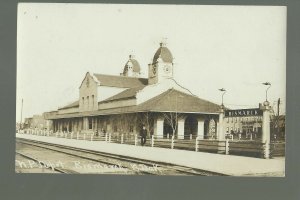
(225, 108, 263, 117)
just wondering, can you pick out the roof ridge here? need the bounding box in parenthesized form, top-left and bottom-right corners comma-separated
(170, 88, 220, 107)
(94, 73, 148, 80)
(137, 89, 174, 109)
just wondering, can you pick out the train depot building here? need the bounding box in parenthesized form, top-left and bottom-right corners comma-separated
(44, 42, 221, 139)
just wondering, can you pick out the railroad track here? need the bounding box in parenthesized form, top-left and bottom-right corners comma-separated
(16, 138, 226, 176)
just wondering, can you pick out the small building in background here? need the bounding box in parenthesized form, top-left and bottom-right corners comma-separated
(23, 114, 52, 130)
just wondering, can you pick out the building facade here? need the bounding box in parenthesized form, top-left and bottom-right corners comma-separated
(24, 114, 52, 130)
(44, 42, 221, 139)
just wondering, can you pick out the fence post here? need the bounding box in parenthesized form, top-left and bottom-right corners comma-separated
(171, 135, 174, 149)
(71, 132, 73, 139)
(83, 133, 86, 140)
(195, 136, 199, 152)
(225, 139, 229, 155)
(167, 133, 169, 140)
(190, 134, 192, 140)
(151, 135, 154, 147)
(121, 134, 124, 144)
(76, 132, 79, 140)
(109, 133, 111, 143)
(134, 134, 137, 146)
(264, 142, 270, 159)
(90, 133, 93, 141)
(105, 133, 108, 142)
(250, 133, 253, 141)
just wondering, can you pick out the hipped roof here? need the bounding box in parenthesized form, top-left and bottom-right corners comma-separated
(46, 89, 220, 119)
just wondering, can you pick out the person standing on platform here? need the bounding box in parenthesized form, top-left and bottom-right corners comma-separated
(140, 125, 148, 146)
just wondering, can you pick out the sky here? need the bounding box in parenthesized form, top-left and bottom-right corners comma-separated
(16, 3, 286, 122)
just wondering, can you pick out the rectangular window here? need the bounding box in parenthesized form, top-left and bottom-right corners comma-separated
(87, 96, 89, 109)
(88, 118, 92, 129)
(82, 97, 84, 107)
(92, 95, 94, 108)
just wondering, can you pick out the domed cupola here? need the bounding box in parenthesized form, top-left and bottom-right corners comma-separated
(148, 41, 174, 85)
(122, 55, 141, 77)
(152, 42, 173, 64)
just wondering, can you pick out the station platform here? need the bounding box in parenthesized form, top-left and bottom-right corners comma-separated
(16, 133, 285, 176)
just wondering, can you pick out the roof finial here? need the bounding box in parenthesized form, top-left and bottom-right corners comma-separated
(160, 37, 167, 47)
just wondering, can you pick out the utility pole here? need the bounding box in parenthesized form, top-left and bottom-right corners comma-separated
(277, 98, 280, 137)
(20, 98, 23, 129)
(277, 98, 280, 117)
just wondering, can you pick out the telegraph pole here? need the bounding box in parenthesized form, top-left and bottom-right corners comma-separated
(277, 98, 280, 117)
(20, 98, 23, 129)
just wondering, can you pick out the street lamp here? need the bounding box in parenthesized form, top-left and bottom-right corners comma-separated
(262, 82, 271, 102)
(218, 88, 226, 107)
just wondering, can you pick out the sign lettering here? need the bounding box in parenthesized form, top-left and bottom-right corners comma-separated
(225, 108, 262, 117)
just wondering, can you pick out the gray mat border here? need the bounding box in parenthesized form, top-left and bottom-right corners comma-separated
(0, 0, 299, 200)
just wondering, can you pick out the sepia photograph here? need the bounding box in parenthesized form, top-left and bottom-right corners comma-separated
(16, 3, 286, 176)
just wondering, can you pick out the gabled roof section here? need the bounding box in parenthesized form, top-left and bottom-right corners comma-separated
(100, 86, 145, 103)
(136, 89, 220, 114)
(93, 73, 148, 88)
(58, 100, 79, 110)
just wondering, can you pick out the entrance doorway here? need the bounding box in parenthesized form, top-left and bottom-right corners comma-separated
(163, 119, 176, 138)
(184, 115, 198, 139)
(68, 121, 72, 132)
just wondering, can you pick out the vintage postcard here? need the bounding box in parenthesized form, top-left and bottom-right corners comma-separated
(16, 3, 286, 176)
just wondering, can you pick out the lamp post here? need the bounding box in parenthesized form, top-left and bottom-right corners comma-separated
(218, 88, 226, 107)
(217, 88, 226, 142)
(262, 82, 271, 102)
(261, 82, 271, 159)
